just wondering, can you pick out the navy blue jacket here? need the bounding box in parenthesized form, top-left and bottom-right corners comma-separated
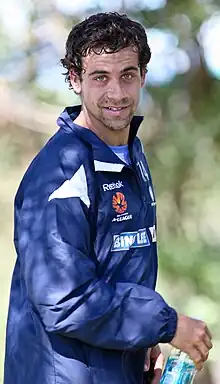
(4, 106, 177, 384)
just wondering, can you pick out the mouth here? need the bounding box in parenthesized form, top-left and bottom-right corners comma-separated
(104, 106, 128, 111)
(103, 106, 130, 116)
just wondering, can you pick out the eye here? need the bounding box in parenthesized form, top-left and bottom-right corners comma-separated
(122, 73, 134, 81)
(94, 75, 107, 82)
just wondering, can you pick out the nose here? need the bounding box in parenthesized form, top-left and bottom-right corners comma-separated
(107, 79, 127, 102)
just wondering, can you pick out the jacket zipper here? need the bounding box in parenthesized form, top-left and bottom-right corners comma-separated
(129, 163, 149, 210)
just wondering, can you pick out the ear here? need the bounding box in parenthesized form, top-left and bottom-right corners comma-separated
(70, 71, 82, 94)
(140, 70, 146, 88)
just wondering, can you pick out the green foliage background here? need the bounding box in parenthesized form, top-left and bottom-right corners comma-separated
(0, 0, 219, 382)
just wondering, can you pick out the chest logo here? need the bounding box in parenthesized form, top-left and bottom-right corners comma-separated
(111, 228, 150, 252)
(102, 180, 123, 191)
(112, 192, 127, 214)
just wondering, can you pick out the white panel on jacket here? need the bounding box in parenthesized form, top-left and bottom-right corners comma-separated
(94, 160, 124, 172)
(48, 165, 90, 208)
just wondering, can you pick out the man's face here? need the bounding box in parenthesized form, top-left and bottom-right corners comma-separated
(71, 46, 145, 132)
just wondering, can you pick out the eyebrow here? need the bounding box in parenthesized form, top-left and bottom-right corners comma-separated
(88, 66, 139, 77)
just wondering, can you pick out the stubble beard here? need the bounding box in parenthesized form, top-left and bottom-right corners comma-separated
(100, 114, 133, 132)
(98, 104, 135, 132)
(82, 97, 136, 133)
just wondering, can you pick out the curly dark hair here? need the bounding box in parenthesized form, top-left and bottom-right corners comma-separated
(60, 12, 151, 89)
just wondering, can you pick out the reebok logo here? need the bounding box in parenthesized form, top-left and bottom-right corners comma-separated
(103, 180, 123, 192)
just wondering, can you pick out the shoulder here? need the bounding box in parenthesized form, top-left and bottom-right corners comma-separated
(15, 130, 90, 206)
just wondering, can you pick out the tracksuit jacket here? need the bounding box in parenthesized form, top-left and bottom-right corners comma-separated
(4, 105, 177, 384)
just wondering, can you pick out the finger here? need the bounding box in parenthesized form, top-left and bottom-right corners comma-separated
(203, 333, 213, 350)
(144, 348, 151, 371)
(151, 368, 162, 384)
(189, 349, 203, 370)
(194, 360, 205, 371)
(205, 326, 213, 340)
(190, 350, 205, 371)
(195, 344, 209, 362)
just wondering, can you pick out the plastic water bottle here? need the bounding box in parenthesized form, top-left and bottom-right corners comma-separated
(160, 348, 197, 383)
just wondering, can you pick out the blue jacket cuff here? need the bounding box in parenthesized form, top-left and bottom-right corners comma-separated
(161, 306, 178, 343)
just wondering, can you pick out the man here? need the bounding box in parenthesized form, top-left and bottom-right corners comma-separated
(4, 12, 212, 384)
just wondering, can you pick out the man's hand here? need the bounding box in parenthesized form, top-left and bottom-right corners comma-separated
(171, 314, 213, 371)
(144, 345, 164, 384)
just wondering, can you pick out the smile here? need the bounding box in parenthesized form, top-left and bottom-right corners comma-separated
(104, 106, 128, 111)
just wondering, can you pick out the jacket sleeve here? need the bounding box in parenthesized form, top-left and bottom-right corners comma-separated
(22, 194, 177, 350)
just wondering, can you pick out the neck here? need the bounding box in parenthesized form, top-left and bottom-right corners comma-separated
(73, 108, 130, 146)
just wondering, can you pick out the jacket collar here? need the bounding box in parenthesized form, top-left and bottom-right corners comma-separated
(57, 105, 144, 169)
